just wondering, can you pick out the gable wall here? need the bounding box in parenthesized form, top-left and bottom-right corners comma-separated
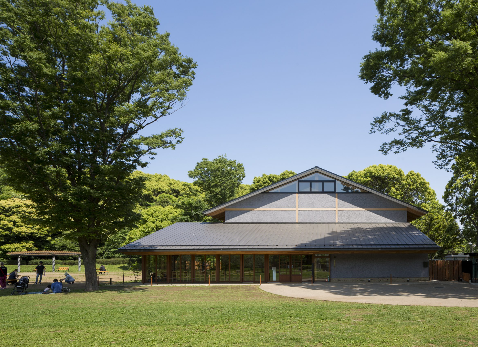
(224, 192, 407, 223)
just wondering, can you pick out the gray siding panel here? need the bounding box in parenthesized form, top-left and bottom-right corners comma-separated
(331, 253, 429, 278)
(338, 193, 403, 209)
(228, 193, 295, 209)
(298, 194, 335, 208)
(299, 210, 335, 223)
(225, 210, 296, 223)
(338, 210, 407, 223)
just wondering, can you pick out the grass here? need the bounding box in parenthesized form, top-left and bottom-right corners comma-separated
(0, 285, 477, 346)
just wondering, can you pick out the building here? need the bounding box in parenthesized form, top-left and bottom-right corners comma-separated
(119, 166, 439, 283)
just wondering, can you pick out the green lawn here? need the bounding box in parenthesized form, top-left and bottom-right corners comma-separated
(0, 285, 476, 346)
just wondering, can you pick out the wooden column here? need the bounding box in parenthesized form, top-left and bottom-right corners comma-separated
(191, 255, 195, 283)
(240, 255, 244, 282)
(154, 256, 158, 283)
(264, 255, 269, 283)
(167, 255, 171, 283)
(216, 255, 220, 283)
(312, 254, 315, 283)
(141, 255, 147, 283)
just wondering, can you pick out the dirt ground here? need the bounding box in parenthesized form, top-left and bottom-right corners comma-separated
(13, 271, 141, 289)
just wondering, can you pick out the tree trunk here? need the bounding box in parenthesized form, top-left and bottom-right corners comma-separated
(78, 237, 99, 292)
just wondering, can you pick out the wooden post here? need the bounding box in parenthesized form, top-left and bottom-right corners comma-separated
(110, 278, 112, 285)
(216, 255, 220, 283)
(123, 272, 124, 284)
(208, 274, 210, 286)
(151, 275, 152, 286)
(260, 275, 261, 285)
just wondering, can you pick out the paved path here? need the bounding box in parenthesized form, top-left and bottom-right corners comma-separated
(260, 282, 478, 307)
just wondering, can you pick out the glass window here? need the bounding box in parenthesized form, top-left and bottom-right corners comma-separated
(324, 182, 335, 192)
(181, 255, 192, 283)
(314, 256, 330, 282)
(243, 255, 254, 282)
(194, 255, 206, 282)
(219, 255, 230, 282)
(336, 181, 361, 193)
(269, 255, 280, 282)
(301, 173, 332, 181)
(270, 181, 297, 193)
(255, 255, 265, 282)
(311, 182, 322, 192)
(298, 182, 310, 192)
(230, 255, 241, 282)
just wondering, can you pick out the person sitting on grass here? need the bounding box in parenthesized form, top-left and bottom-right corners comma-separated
(64, 272, 75, 284)
(50, 279, 62, 293)
(7, 269, 19, 285)
(42, 284, 51, 294)
(99, 265, 106, 272)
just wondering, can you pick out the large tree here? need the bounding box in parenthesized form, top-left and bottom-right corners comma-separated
(444, 157, 478, 247)
(0, 0, 196, 290)
(249, 170, 296, 192)
(360, 0, 478, 167)
(347, 165, 463, 256)
(188, 155, 245, 208)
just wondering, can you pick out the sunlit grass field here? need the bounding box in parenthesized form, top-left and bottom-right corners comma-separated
(0, 285, 477, 346)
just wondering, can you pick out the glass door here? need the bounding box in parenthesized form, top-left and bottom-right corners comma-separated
(291, 255, 302, 282)
(279, 255, 290, 282)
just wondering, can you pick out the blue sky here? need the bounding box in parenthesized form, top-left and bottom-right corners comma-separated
(133, 0, 451, 202)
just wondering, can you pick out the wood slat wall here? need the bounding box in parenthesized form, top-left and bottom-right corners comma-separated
(429, 260, 463, 281)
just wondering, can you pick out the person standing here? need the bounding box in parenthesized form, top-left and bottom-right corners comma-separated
(35, 261, 45, 284)
(0, 262, 7, 289)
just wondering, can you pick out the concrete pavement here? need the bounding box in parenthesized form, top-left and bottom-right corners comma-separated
(260, 281, 478, 307)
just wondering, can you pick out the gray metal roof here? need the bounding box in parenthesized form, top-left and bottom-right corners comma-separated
(119, 222, 439, 252)
(204, 166, 428, 219)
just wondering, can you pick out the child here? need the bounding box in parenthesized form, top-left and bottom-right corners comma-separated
(42, 284, 52, 294)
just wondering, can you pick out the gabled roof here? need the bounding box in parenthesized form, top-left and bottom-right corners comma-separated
(204, 166, 427, 221)
(118, 222, 439, 253)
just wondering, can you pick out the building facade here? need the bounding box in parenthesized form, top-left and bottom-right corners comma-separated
(119, 167, 439, 283)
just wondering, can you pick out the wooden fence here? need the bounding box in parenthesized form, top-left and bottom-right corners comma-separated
(429, 260, 464, 281)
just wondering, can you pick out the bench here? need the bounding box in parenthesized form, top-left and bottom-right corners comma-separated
(58, 267, 69, 272)
(96, 269, 108, 275)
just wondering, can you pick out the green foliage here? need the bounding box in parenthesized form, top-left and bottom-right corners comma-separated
(0, 286, 477, 346)
(0, 0, 196, 290)
(249, 170, 296, 192)
(0, 198, 51, 258)
(347, 164, 462, 255)
(360, 0, 478, 167)
(444, 157, 478, 246)
(123, 172, 210, 245)
(188, 155, 246, 207)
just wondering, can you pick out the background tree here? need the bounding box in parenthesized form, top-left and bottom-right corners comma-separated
(347, 165, 462, 256)
(188, 155, 245, 208)
(249, 170, 296, 192)
(124, 171, 209, 244)
(0, 0, 196, 290)
(360, 0, 478, 167)
(444, 157, 478, 248)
